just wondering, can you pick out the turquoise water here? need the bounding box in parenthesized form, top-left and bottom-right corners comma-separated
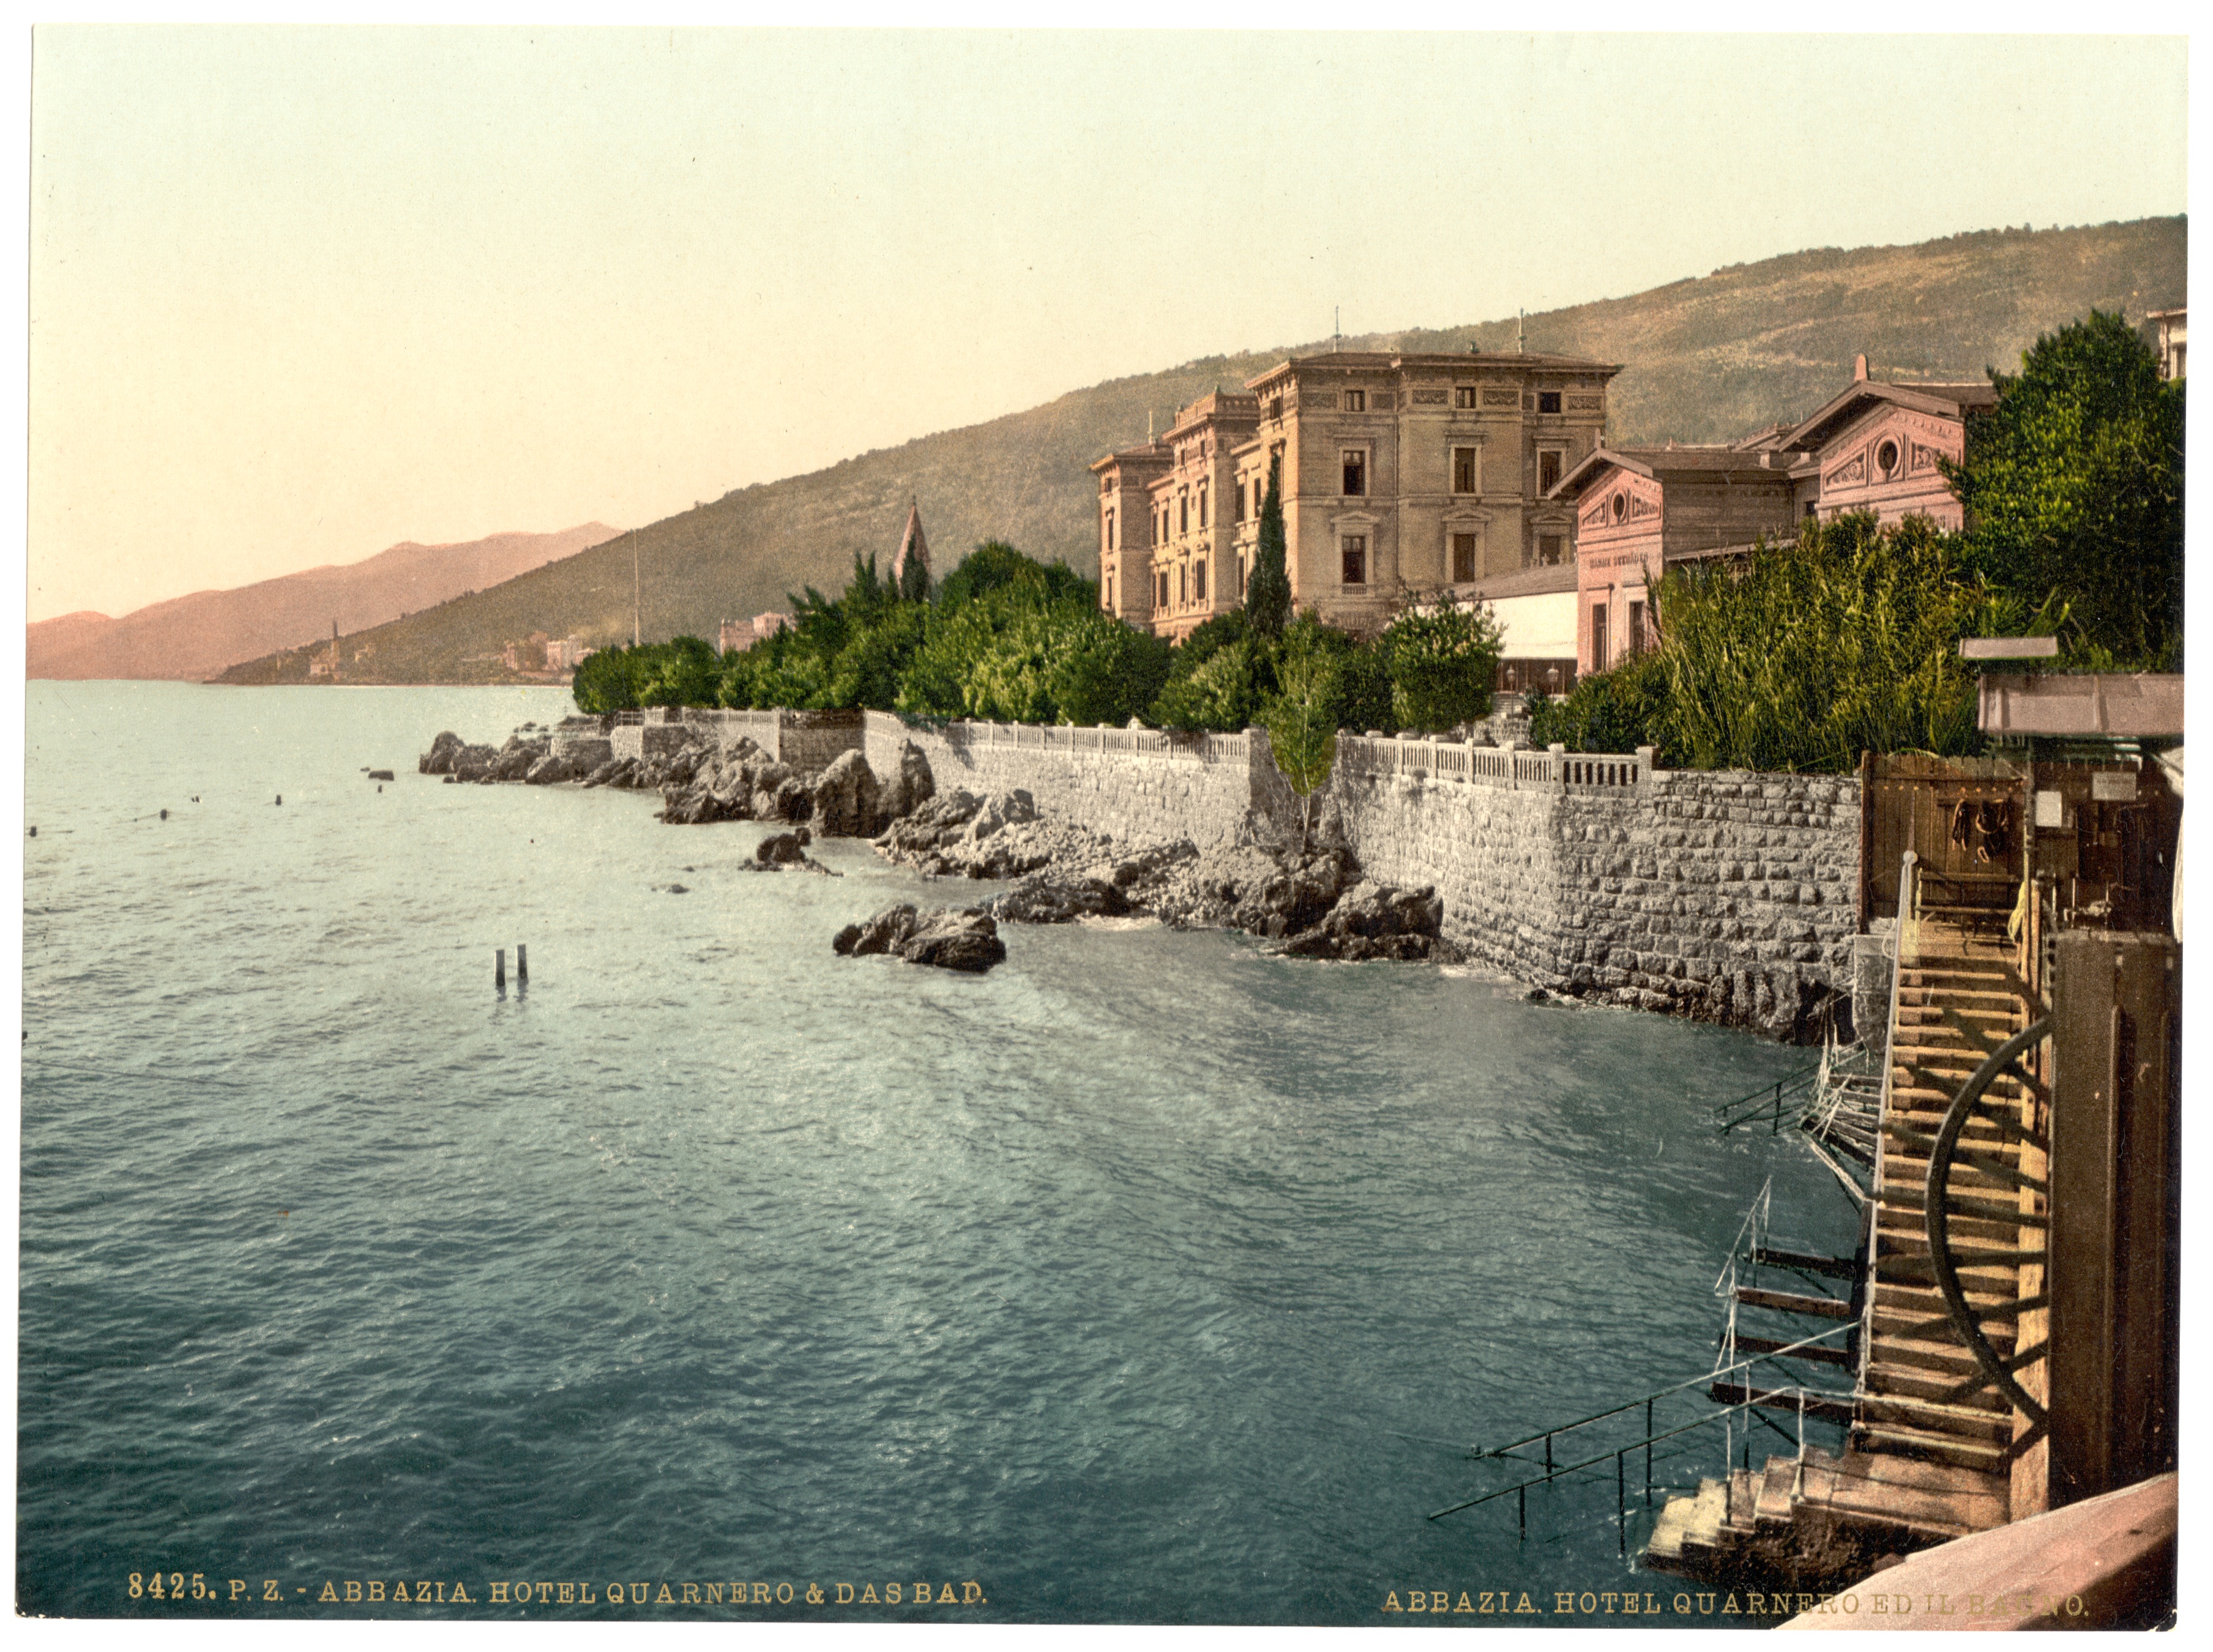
(18, 682, 1856, 1623)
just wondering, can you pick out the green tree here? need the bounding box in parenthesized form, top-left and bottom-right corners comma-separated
(1944, 309, 2185, 668)
(1264, 651, 1340, 851)
(1378, 593, 1503, 731)
(572, 643, 655, 713)
(1526, 650, 1673, 757)
(1651, 515, 2020, 772)
(639, 635, 720, 707)
(1244, 455, 1292, 639)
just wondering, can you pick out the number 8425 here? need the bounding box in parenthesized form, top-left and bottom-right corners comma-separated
(130, 1572, 207, 1599)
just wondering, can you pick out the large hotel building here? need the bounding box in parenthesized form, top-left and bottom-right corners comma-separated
(1094, 346, 2021, 686)
(1092, 349, 1620, 644)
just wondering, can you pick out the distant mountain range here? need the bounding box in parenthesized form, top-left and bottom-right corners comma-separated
(200, 215, 2181, 686)
(29, 524, 623, 680)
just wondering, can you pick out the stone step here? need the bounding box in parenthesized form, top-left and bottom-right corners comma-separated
(1754, 1456, 1798, 1530)
(1678, 1476, 1728, 1557)
(1643, 1493, 1694, 1564)
(1797, 1447, 2007, 1539)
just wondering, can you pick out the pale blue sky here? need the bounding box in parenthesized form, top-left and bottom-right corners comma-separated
(27, 28, 2190, 620)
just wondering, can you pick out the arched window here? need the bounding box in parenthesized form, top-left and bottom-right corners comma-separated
(1105, 508, 1114, 551)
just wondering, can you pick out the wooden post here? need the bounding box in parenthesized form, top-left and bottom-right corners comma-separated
(495, 949, 506, 991)
(517, 944, 528, 986)
(1856, 749, 1875, 933)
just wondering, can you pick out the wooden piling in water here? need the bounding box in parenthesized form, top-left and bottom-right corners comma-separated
(496, 949, 506, 991)
(517, 945, 528, 986)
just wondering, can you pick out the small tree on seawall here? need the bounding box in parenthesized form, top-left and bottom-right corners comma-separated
(1244, 455, 1292, 639)
(1265, 650, 1340, 852)
(1378, 592, 1504, 731)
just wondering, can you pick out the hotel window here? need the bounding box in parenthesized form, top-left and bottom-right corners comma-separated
(1875, 439, 1900, 480)
(1627, 600, 1646, 655)
(1341, 535, 1368, 586)
(1159, 570, 1170, 608)
(1342, 450, 1367, 496)
(1237, 556, 1246, 597)
(1537, 534, 1565, 567)
(1538, 448, 1563, 493)
(1343, 389, 1366, 412)
(1452, 447, 1478, 494)
(1590, 602, 1610, 670)
(1179, 565, 1188, 605)
(1179, 494, 1189, 535)
(1105, 509, 1114, 551)
(1452, 533, 1477, 582)
(1455, 386, 1478, 409)
(1537, 390, 1562, 414)
(1198, 482, 1208, 529)
(1105, 576, 1114, 612)
(1195, 559, 1207, 602)
(1234, 483, 1246, 524)
(1268, 396, 1283, 422)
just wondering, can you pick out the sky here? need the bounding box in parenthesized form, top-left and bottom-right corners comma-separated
(23, 26, 2192, 623)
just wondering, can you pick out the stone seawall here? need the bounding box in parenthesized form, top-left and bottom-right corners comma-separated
(1332, 765, 1859, 1037)
(864, 712, 1263, 848)
(856, 712, 1860, 1038)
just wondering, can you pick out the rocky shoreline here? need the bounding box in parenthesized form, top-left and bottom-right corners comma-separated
(419, 720, 1459, 969)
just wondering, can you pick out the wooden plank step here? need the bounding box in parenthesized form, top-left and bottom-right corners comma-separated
(1709, 1381, 1858, 1426)
(1858, 1391, 2015, 1444)
(1745, 1246, 1859, 1279)
(1876, 1205, 2026, 1243)
(1862, 1337, 1984, 1378)
(1732, 1333, 1854, 1368)
(1734, 1285, 1856, 1320)
(1856, 1421, 2007, 1473)
(1863, 1360, 2011, 1411)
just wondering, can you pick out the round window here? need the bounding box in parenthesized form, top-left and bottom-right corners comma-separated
(1611, 492, 1627, 523)
(1876, 439, 1900, 479)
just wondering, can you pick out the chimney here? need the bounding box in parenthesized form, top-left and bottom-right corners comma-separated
(1853, 352, 1870, 382)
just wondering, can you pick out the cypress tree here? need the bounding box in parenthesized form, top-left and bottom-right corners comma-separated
(1245, 455, 1292, 639)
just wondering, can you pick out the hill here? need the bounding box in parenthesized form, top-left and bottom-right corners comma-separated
(216, 217, 2185, 685)
(32, 525, 622, 680)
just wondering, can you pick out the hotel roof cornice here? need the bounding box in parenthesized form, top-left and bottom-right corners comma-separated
(1242, 349, 1622, 392)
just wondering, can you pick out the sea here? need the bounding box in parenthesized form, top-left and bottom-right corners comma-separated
(18, 681, 1859, 1625)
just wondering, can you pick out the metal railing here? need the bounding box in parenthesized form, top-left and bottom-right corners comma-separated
(1425, 1318, 1857, 1550)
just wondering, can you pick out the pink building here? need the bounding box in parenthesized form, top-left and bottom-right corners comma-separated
(1551, 355, 1996, 675)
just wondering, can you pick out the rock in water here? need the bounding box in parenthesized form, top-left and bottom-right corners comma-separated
(756, 831, 808, 865)
(991, 874, 1131, 923)
(524, 753, 575, 786)
(1275, 880, 1459, 962)
(831, 904, 1006, 972)
(898, 909, 1007, 972)
(833, 903, 920, 956)
(419, 731, 463, 775)
(879, 740, 936, 821)
(450, 743, 498, 783)
(810, 750, 881, 837)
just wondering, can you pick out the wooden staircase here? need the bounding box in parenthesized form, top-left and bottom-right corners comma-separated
(1860, 931, 2035, 1496)
(1643, 896, 2046, 1586)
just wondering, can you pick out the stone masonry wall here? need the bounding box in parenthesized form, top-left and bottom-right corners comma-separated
(864, 712, 1260, 848)
(857, 710, 1860, 1040)
(1331, 765, 1859, 1039)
